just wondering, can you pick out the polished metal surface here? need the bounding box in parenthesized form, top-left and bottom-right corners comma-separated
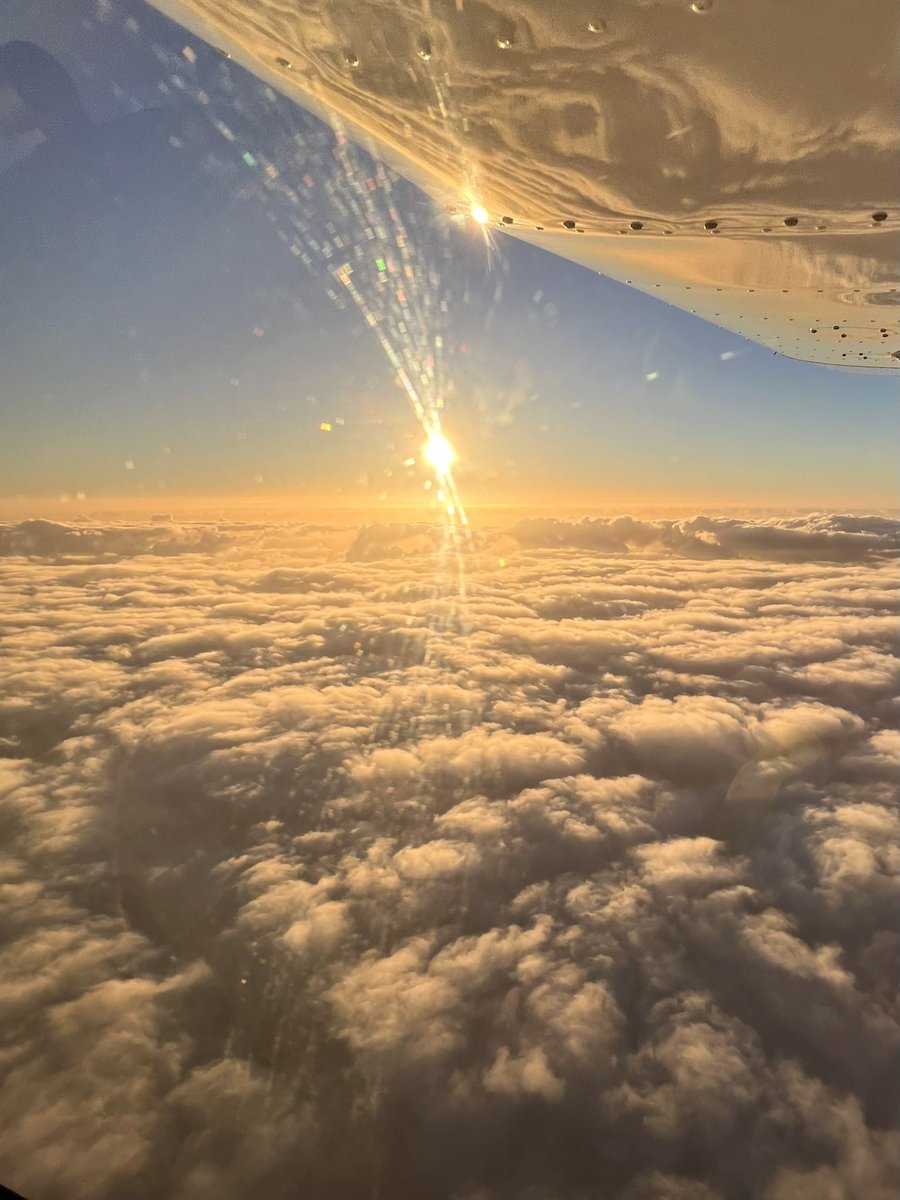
(150, 0, 899, 369)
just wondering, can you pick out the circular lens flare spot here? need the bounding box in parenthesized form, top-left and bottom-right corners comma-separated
(470, 202, 489, 226)
(423, 430, 456, 475)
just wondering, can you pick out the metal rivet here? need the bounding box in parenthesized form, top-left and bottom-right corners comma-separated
(630, 220, 643, 230)
(783, 216, 799, 227)
(562, 219, 576, 229)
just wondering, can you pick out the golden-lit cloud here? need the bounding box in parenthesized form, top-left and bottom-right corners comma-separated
(1, 510, 897, 1199)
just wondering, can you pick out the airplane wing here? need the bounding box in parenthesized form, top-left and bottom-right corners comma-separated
(148, 0, 899, 370)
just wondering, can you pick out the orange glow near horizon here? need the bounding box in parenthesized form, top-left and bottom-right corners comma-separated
(2, 486, 896, 528)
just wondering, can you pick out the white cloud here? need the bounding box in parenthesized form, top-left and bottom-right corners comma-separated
(0, 513, 897, 1199)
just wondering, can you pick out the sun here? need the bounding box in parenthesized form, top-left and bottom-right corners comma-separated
(423, 430, 456, 475)
(469, 202, 489, 226)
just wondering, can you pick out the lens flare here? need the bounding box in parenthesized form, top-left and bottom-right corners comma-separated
(469, 202, 489, 225)
(423, 430, 456, 475)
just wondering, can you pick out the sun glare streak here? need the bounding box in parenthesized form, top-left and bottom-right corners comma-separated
(156, 47, 477, 611)
(423, 430, 456, 476)
(467, 197, 500, 265)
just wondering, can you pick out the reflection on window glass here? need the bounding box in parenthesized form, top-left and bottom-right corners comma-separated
(0, 3, 898, 1200)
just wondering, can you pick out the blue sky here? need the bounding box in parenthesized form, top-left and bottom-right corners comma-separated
(1, 0, 897, 514)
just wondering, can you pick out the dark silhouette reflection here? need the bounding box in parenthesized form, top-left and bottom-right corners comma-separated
(0, 39, 234, 332)
(0, 38, 340, 492)
(0, 40, 92, 141)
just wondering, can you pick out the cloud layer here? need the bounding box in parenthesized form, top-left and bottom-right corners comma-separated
(0, 513, 897, 1200)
